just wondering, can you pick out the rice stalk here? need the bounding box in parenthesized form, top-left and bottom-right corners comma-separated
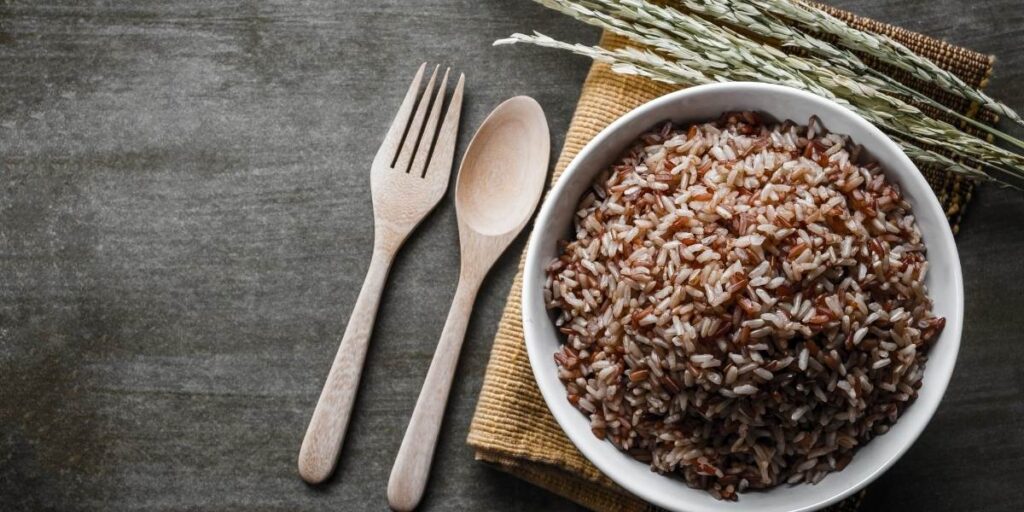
(755, 0, 1023, 125)
(499, 32, 998, 186)
(497, 0, 1024, 187)
(561, 0, 1024, 176)
(651, 0, 1024, 152)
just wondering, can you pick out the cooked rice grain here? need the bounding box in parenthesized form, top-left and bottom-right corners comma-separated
(546, 112, 945, 501)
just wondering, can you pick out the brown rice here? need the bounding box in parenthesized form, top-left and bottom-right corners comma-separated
(544, 112, 945, 500)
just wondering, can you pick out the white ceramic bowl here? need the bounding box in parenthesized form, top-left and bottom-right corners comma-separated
(522, 83, 963, 512)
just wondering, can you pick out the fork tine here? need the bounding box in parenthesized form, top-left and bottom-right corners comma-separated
(408, 67, 450, 178)
(423, 73, 465, 181)
(375, 63, 426, 167)
(393, 65, 439, 173)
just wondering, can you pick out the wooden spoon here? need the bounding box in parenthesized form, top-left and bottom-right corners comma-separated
(387, 96, 549, 511)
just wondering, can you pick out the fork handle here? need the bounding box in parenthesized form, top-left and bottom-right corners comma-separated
(298, 246, 395, 484)
(387, 275, 481, 511)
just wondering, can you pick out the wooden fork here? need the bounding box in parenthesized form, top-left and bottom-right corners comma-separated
(298, 63, 465, 484)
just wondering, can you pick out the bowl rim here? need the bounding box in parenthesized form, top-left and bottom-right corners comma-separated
(522, 82, 964, 512)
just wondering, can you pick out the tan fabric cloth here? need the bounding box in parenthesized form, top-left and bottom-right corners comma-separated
(468, 6, 996, 511)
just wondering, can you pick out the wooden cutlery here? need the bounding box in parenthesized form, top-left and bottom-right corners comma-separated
(298, 66, 550, 512)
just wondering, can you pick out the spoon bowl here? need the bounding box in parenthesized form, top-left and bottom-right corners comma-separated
(456, 96, 550, 238)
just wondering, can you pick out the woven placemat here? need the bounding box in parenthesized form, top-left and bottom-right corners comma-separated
(468, 5, 995, 511)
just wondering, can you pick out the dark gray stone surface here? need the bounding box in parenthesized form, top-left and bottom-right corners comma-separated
(1, 1, 1021, 510)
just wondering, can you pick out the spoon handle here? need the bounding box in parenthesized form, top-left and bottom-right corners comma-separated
(387, 276, 481, 511)
(298, 247, 395, 484)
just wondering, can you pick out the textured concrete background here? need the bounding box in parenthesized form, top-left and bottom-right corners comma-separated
(1, 1, 1023, 510)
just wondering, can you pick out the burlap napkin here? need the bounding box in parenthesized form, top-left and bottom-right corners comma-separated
(468, 5, 996, 510)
